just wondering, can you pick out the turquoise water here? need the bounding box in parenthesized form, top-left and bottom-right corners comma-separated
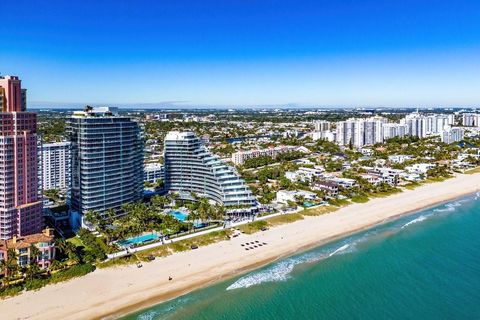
(169, 210, 188, 222)
(117, 233, 159, 247)
(124, 193, 480, 320)
(303, 201, 316, 207)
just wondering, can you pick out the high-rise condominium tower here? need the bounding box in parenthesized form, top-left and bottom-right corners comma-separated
(0, 75, 43, 239)
(41, 142, 71, 191)
(164, 131, 256, 207)
(68, 107, 144, 218)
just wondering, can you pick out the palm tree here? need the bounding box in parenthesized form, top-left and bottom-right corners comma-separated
(25, 262, 40, 282)
(29, 244, 41, 265)
(5, 249, 19, 279)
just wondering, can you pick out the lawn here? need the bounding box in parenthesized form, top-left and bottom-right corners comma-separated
(302, 205, 339, 216)
(266, 213, 304, 226)
(238, 220, 268, 234)
(464, 167, 480, 175)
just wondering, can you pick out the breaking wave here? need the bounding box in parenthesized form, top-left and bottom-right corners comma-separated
(227, 196, 477, 291)
(227, 239, 363, 291)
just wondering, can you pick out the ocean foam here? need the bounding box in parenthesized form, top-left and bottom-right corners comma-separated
(227, 197, 475, 291)
(401, 215, 428, 229)
(227, 242, 356, 291)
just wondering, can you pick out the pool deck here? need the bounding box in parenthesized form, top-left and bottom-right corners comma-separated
(106, 206, 308, 260)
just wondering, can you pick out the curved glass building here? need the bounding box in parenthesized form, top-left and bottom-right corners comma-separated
(164, 131, 256, 207)
(68, 107, 144, 218)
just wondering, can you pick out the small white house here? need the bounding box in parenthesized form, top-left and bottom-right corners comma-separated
(276, 190, 317, 203)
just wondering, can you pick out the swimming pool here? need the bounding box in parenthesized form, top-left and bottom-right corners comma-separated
(117, 233, 159, 247)
(169, 210, 189, 222)
(303, 201, 316, 207)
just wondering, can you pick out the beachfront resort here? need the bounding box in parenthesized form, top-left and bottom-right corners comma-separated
(2, 75, 480, 301)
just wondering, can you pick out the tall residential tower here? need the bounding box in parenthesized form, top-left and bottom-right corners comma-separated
(164, 131, 256, 208)
(68, 107, 143, 219)
(0, 75, 43, 239)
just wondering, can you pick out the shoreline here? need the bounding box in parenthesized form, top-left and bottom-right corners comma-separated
(113, 188, 478, 319)
(1, 173, 479, 320)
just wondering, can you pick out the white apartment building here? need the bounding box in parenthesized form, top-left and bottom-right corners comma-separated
(144, 163, 164, 183)
(285, 166, 325, 182)
(311, 130, 336, 142)
(314, 120, 331, 132)
(401, 113, 454, 138)
(462, 113, 480, 127)
(388, 155, 413, 164)
(441, 126, 464, 144)
(336, 117, 387, 148)
(382, 123, 408, 140)
(232, 146, 309, 165)
(41, 142, 71, 191)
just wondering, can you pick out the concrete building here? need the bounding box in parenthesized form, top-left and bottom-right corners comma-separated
(0, 75, 43, 239)
(276, 189, 317, 204)
(441, 126, 465, 144)
(164, 131, 256, 207)
(144, 163, 164, 184)
(462, 113, 480, 127)
(312, 181, 339, 197)
(336, 117, 387, 148)
(383, 123, 408, 140)
(231, 145, 308, 165)
(41, 142, 71, 191)
(285, 166, 324, 182)
(314, 120, 331, 132)
(68, 107, 144, 218)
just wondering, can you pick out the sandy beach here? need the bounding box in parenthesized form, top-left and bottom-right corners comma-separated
(2, 173, 479, 320)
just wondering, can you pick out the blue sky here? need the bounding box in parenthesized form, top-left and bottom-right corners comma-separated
(1, 0, 480, 107)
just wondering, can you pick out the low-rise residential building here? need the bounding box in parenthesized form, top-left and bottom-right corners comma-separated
(366, 167, 403, 186)
(405, 163, 435, 175)
(285, 166, 324, 182)
(0, 228, 56, 270)
(359, 173, 384, 186)
(231, 145, 309, 165)
(330, 177, 357, 188)
(276, 189, 317, 203)
(400, 172, 423, 182)
(312, 181, 339, 197)
(388, 154, 413, 164)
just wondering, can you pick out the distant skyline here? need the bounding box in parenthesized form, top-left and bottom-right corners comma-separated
(1, 0, 480, 107)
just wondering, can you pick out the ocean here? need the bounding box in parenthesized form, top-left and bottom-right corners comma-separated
(123, 193, 480, 320)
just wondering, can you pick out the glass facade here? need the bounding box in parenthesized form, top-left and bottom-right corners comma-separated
(68, 108, 144, 218)
(164, 131, 256, 207)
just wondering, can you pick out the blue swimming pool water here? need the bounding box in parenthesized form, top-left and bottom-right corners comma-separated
(169, 210, 189, 222)
(117, 233, 159, 247)
(303, 201, 315, 207)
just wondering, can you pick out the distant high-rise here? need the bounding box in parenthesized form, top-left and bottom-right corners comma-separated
(0, 75, 43, 239)
(41, 142, 71, 191)
(336, 117, 386, 148)
(68, 107, 144, 218)
(314, 120, 330, 132)
(462, 113, 480, 127)
(164, 131, 256, 207)
(441, 126, 464, 144)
